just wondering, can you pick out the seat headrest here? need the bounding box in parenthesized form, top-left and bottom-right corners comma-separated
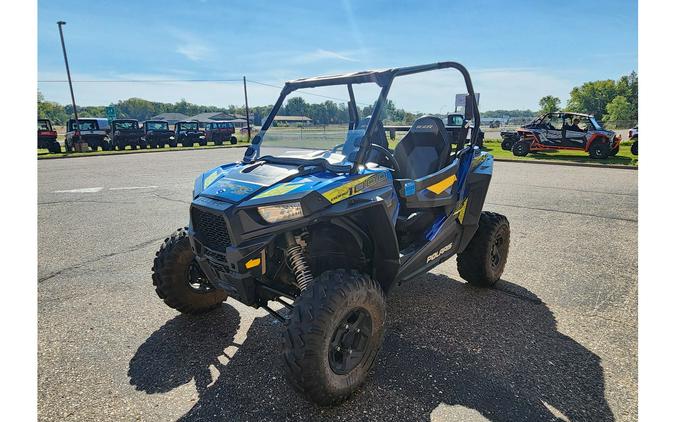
(409, 116, 446, 135)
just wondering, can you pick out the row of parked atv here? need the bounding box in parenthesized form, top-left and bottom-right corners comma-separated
(498, 112, 637, 159)
(37, 118, 238, 153)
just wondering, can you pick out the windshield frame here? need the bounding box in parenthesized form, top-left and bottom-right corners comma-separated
(243, 61, 481, 172)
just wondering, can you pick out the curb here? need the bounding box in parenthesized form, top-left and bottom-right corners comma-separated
(492, 157, 637, 170)
(37, 144, 249, 160)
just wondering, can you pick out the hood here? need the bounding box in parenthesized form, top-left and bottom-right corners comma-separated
(195, 150, 355, 204)
(198, 162, 300, 203)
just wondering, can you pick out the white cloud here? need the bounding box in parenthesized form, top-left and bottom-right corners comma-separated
(37, 67, 577, 112)
(172, 31, 213, 61)
(385, 67, 575, 113)
(294, 49, 361, 64)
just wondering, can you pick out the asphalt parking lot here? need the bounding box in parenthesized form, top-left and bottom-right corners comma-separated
(38, 148, 637, 421)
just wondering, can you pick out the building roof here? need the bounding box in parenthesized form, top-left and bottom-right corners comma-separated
(190, 112, 237, 122)
(151, 112, 189, 121)
(273, 115, 312, 122)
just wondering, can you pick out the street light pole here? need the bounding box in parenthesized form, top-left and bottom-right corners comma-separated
(57, 21, 81, 150)
(243, 76, 251, 142)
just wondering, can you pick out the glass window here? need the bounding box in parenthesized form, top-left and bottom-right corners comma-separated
(146, 122, 168, 130)
(178, 122, 198, 131)
(114, 121, 137, 130)
(71, 120, 97, 131)
(548, 114, 563, 130)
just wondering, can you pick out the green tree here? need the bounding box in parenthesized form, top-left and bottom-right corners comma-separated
(605, 96, 632, 122)
(615, 71, 638, 121)
(284, 97, 309, 118)
(538, 96, 560, 114)
(37, 90, 68, 124)
(566, 79, 617, 118)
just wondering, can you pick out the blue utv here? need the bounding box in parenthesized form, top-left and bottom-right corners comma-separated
(152, 61, 510, 405)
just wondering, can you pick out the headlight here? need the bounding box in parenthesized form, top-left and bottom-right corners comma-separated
(169, 136, 175, 140)
(199, 135, 205, 139)
(258, 202, 304, 223)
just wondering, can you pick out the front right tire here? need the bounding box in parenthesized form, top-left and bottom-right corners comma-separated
(152, 228, 227, 314)
(283, 269, 386, 406)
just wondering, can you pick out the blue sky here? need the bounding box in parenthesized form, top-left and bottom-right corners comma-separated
(38, 0, 637, 112)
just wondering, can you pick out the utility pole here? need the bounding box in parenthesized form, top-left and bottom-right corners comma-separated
(243, 76, 251, 142)
(57, 21, 81, 151)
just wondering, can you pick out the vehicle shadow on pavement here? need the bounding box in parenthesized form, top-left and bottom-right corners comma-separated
(129, 274, 614, 421)
(128, 305, 241, 397)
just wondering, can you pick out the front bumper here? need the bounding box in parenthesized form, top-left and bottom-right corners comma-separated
(188, 198, 271, 305)
(611, 136, 622, 149)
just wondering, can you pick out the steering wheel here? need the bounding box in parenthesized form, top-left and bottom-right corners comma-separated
(366, 144, 401, 176)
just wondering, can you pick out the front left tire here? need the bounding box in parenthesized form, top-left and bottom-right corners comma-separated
(457, 212, 510, 287)
(152, 227, 227, 314)
(589, 142, 609, 159)
(282, 269, 386, 406)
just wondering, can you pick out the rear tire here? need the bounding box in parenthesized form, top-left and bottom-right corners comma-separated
(283, 269, 386, 406)
(512, 140, 530, 156)
(230, 136, 237, 145)
(152, 228, 227, 314)
(457, 212, 510, 287)
(501, 140, 514, 151)
(48, 143, 62, 154)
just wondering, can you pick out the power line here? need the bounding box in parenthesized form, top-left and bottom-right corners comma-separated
(247, 79, 370, 106)
(38, 79, 243, 83)
(38, 77, 373, 106)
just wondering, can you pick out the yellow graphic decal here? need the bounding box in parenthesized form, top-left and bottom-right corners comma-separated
(254, 183, 303, 199)
(321, 173, 387, 204)
(427, 174, 457, 195)
(454, 198, 469, 223)
(203, 171, 220, 188)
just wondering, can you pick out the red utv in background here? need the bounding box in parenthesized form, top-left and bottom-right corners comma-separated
(510, 112, 621, 159)
(38, 119, 61, 153)
(205, 121, 237, 145)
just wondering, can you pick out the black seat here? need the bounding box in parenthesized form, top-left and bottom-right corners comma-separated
(393, 116, 451, 180)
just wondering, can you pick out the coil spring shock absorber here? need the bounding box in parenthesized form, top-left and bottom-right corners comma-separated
(285, 232, 313, 291)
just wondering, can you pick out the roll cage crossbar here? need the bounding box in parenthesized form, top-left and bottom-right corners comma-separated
(243, 61, 481, 170)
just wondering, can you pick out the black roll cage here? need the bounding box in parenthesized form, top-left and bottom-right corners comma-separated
(243, 61, 481, 171)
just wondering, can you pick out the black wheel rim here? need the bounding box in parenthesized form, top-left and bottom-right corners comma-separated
(328, 308, 373, 375)
(490, 231, 507, 271)
(185, 260, 214, 294)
